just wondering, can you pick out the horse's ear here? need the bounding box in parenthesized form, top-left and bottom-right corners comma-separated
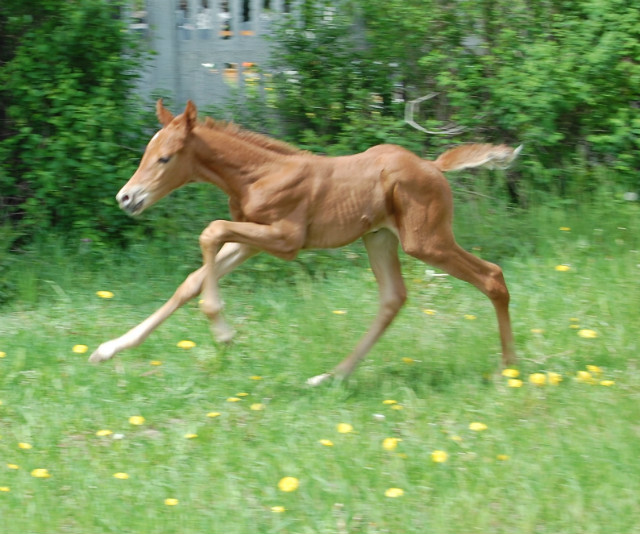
(184, 100, 198, 132)
(156, 99, 174, 127)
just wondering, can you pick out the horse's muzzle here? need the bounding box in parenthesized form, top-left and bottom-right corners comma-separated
(116, 187, 147, 216)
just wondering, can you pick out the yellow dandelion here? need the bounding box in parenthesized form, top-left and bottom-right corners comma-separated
(0, 351, 5, 358)
(431, 450, 449, 463)
(529, 373, 547, 386)
(0, 486, 9, 492)
(469, 422, 488, 432)
(278, 476, 299, 492)
(113, 472, 129, 479)
(236, 392, 249, 397)
(402, 357, 415, 364)
(337, 423, 354, 434)
(164, 498, 179, 506)
(559, 227, 571, 232)
(319, 439, 334, 447)
(555, 265, 571, 272)
(7, 464, 19, 470)
(497, 454, 510, 461)
(600, 380, 615, 387)
(464, 314, 477, 320)
(332, 310, 347, 315)
(271, 506, 286, 513)
(128, 415, 145, 425)
(95, 429, 113, 437)
(31, 468, 51, 478)
(382, 437, 402, 451)
(250, 375, 262, 380)
(570, 324, 580, 329)
(391, 404, 404, 411)
(586, 365, 602, 375)
(578, 329, 598, 339)
(450, 435, 462, 442)
(150, 360, 163, 366)
(382, 399, 397, 405)
(502, 368, 520, 378)
(548, 372, 563, 385)
(184, 433, 198, 439)
(422, 309, 437, 315)
(207, 412, 221, 418)
(576, 370, 595, 384)
(96, 290, 114, 299)
(530, 328, 544, 334)
(385, 487, 404, 498)
(18, 442, 32, 450)
(508, 379, 523, 388)
(176, 340, 196, 349)
(227, 397, 241, 403)
(72, 344, 89, 354)
(250, 403, 264, 411)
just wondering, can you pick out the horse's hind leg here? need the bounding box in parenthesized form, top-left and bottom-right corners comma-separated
(403, 231, 515, 367)
(89, 243, 257, 363)
(307, 229, 407, 386)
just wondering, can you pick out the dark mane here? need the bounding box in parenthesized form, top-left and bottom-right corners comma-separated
(202, 117, 307, 156)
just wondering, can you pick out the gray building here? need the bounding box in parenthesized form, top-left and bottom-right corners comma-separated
(129, 0, 292, 107)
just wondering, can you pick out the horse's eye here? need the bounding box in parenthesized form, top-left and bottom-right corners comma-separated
(158, 155, 172, 164)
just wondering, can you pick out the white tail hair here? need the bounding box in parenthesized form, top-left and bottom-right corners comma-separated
(433, 144, 523, 172)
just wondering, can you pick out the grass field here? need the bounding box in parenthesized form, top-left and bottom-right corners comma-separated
(1, 197, 639, 533)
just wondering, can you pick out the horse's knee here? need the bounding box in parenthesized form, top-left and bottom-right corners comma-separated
(176, 268, 206, 301)
(380, 285, 407, 321)
(392, 285, 408, 310)
(199, 221, 225, 251)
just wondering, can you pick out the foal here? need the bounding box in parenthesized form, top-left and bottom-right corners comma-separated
(90, 100, 520, 385)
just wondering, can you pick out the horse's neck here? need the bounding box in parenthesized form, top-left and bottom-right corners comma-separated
(192, 126, 286, 196)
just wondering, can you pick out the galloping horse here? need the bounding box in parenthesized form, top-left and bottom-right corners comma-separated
(90, 100, 520, 385)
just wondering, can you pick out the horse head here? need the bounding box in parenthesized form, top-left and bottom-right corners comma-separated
(117, 99, 198, 215)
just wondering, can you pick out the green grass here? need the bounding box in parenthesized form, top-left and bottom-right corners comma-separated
(1, 198, 639, 533)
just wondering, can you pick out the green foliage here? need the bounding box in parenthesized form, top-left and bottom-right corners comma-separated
(267, 1, 426, 154)
(267, 0, 640, 194)
(0, 0, 150, 243)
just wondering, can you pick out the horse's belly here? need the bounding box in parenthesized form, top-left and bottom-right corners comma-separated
(303, 191, 391, 249)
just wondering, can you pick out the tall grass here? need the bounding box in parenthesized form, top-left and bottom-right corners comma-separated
(1, 195, 638, 533)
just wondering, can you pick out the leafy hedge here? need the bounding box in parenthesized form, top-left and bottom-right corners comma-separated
(268, 0, 640, 196)
(0, 0, 149, 243)
(1, 0, 638, 249)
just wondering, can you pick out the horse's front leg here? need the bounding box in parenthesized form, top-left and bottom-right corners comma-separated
(198, 219, 302, 343)
(89, 243, 257, 363)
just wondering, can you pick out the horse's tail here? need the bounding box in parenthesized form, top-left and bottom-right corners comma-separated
(432, 143, 522, 172)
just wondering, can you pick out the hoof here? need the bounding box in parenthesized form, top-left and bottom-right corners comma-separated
(214, 328, 236, 344)
(88, 341, 118, 363)
(212, 318, 235, 344)
(306, 373, 332, 387)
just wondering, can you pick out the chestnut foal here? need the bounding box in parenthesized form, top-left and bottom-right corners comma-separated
(90, 100, 520, 385)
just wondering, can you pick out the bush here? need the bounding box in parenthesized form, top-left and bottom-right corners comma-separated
(0, 0, 151, 244)
(267, 0, 640, 196)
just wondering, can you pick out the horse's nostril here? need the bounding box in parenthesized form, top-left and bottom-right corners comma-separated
(122, 194, 130, 204)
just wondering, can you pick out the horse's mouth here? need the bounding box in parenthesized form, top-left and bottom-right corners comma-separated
(129, 199, 145, 215)
(121, 198, 146, 216)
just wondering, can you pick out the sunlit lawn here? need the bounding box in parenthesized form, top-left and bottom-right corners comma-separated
(1, 200, 639, 533)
